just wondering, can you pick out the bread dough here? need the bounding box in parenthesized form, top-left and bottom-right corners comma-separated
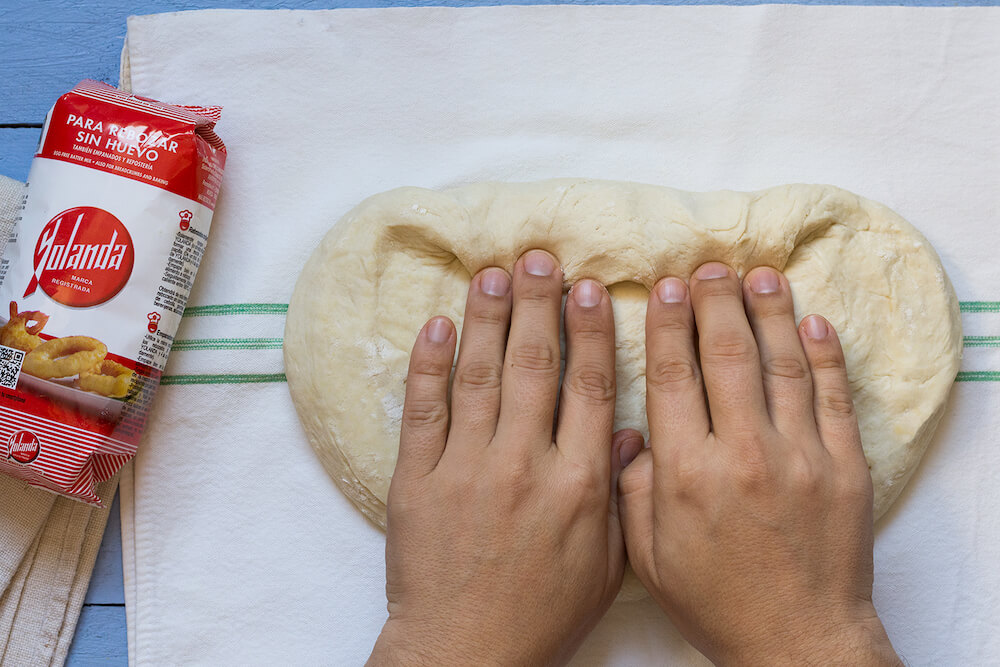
(285, 180, 961, 590)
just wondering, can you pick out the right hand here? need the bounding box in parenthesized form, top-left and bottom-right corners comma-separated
(619, 262, 901, 665)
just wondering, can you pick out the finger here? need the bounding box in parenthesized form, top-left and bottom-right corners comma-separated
(799, 315, 865, 465)
(496, 250, 563, 448)
(689, 262, 768, 439)
(645, 278, 710, 457)
(618, 447, 655, 578)
(449, 268, 512, 447)
(610, 429, 645, 495)
(556, 279, 617, 466)
(397, 317, 456, 480)
(607, 429, 643, 583)
(742, 267, 814, 435)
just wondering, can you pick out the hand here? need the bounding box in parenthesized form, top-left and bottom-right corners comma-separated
(619, 262, 901, 666)
(368, 250, 633, 666)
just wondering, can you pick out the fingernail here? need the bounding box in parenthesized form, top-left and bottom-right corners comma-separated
(694, 262, 729, 280)
(573, 279, 603, 307)
(656, 277, 686, 303)
(748, 268, 780, 294)
(480, 268, 510, 297)
(524, 251, 555, 277)
(803, 315, 829, 340)
(619, 437, 643, 467)
(426, 317, 451, 343)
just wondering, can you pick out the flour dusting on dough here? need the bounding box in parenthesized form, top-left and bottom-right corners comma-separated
(381, 392, 403, 426)
(360, 335, 393, 378)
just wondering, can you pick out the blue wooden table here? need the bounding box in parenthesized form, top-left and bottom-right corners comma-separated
(3, 0, 995, 663)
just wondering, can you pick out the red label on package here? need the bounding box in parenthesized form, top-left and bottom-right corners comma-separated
(37, 80, 225, 208)
(0, 81, 227, 505)
(7, 431, 40, 464)
(24, 205, 136, 307)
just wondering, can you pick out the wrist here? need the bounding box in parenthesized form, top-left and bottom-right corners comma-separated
(717, 606, 901, 667)
(368, 620, 450, 667)
(792, 614, 900, 667)
(367, 618, 504, 667)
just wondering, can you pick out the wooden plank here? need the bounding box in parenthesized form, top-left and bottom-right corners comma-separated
(84, 492, 125, 605)
(0, 127, 40, 183)
(0, 0, 125, 123)
(65, 605, 128, 666)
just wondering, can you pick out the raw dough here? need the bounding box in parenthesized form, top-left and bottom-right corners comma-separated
(285, 180, 961, 593)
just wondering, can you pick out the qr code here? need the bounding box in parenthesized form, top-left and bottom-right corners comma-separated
(0, 345, 25, 390)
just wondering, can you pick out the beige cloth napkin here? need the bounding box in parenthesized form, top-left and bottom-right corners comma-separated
(0, 174, 117, 667)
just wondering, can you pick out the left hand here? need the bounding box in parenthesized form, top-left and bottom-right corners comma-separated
(367, 250, 635, 666)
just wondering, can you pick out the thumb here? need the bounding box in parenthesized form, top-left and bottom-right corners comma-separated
(616, 436, 655, 581)
(607, 429, 644, 580)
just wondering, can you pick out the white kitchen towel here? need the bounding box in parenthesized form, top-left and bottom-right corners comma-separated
(120, 6, 1000, 665)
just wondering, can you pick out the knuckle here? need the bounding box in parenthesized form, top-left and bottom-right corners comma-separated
(725, 435, 773, 488)
(402, 398, 449, 430)
(647, 357, 700, 389)
(466, 307, 508, 328)
(508, 340, 560, 374)
(568, 315, 612, 343)
(747, 289, 792, 313)
(409, 355, 451, 380)
(454, 361, 502, 391)
(571, 329, 610, 348)
(440, 463, 483, 496)
(670, 455, 709, 502)
(762, 355, 809, 381)
(734, 465, 770, 495)
(618, 462, 650, 500)
(565, 365, 616, 403)
(564, 459, 606, 496)
(701, 331, 758, 366)
(695, 277, 740, 299)
(495, 456, 538, 500)
(558, 464, 608, 517)
(811, 353, 847, 372)
(518, 283, 560, 305)
(818, 389, 856, 418)
(836, 468, 875, 506)
(835, 466, 875, 504)
(787, 453, 824, 495)
(651, 314, 692, 335)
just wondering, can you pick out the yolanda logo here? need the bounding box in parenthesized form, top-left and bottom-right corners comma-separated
(24, 206, 135, 307)
(8, 430, 40, 464)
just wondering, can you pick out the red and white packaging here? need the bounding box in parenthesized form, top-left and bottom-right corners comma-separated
(0, 80, 226, 504)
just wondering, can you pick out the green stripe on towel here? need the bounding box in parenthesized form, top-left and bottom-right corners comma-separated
(960, 301, 1000, 313)
(180, 301, 998, 317)
(182, 303, 289, 317)
(172, 335, 1000, 350)
(159, 373, 288, 386)
(955, 371, 1000, 382)
(963, 336, 1000, 348)
(155, 371, 999, 385)
(171, 337, 284, 351)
